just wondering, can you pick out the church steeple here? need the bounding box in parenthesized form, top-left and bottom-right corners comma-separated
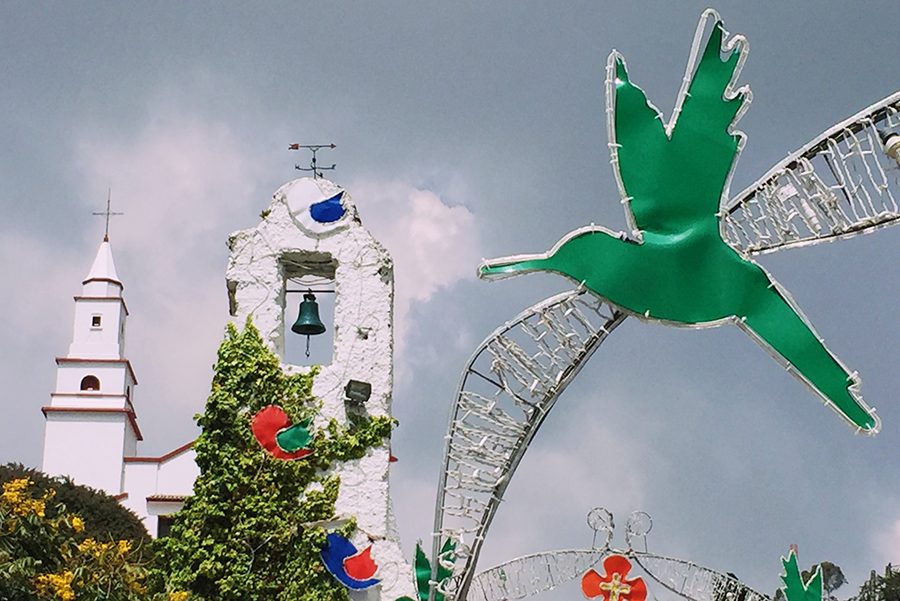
(84, 238, 121, 287)
(68, 239, 127, 360)
(42, 237, 142, 495)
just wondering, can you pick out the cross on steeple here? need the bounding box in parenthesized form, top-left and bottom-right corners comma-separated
(92, 188, 123, 241)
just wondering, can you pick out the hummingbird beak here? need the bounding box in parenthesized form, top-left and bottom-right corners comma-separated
(478, 254, 549, 281)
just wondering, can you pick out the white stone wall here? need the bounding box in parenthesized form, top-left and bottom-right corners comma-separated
(225, 178, 413, 600)
(69, 298, 126, 359)
(42, 413, 128, 493)
(53, 363, 132, 399)
(122, 448, 199, 537)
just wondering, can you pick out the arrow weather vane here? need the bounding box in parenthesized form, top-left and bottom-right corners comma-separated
(289, 143, 336, 179)
(92, 188, 123, 242)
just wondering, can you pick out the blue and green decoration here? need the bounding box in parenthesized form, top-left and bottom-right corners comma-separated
(478, 9, 879, 434)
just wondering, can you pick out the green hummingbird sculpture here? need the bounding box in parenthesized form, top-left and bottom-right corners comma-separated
(479, 10, 880, 434)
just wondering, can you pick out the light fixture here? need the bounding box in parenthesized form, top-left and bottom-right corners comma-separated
(344, 380, 372, 405)
(878, 128, 900, 166)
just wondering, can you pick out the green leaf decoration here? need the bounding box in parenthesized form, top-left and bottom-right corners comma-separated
(781, 549, 824, 601)
(437, 538, 456, 585)
(275, 417, 313, 451)
(414, 538, 456, 601)
(415, 542, 432, 601)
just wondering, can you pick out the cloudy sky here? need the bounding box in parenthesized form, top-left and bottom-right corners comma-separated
(1, 2, 898, 599)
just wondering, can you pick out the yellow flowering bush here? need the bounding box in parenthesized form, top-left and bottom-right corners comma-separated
(34, 570, 75, 601)
(1, 477, 49, 518)
(0, 475, 188, 600)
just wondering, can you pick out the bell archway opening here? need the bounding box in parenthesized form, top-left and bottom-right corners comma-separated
(281, 251, 337, 367)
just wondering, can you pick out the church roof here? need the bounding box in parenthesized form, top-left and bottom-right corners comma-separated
(83, 239, 121, 285)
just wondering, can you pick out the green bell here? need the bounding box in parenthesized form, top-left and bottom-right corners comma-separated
(291, 292, 326, 357)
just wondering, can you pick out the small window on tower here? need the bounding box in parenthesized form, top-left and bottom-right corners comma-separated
(91, 315, 102, 328)
(80, 375, 100, 391)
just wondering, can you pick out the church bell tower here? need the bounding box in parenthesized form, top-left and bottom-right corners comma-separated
(226, 177, 413, 600)
(41, 237, 141, 494)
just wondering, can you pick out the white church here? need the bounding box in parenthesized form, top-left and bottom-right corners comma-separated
(38, 176, 414, 599)
(40, 233, 199, 538)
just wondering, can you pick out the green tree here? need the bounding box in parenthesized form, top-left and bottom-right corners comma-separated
(804, 562, 846, 601)
(854, 565, 900, 601)
(0, 463, 149, 545)
(157, 321, 393, 601)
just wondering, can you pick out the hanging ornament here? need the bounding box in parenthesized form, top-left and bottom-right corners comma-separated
(250, 405, 313, 460)
(320, 532, 381, 590)
(582, 554, 647, 601)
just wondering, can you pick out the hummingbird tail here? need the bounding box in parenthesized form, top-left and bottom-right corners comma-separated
(741, 285, 880, 434)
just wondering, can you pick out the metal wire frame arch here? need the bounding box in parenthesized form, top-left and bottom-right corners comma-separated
(467, 546, 770, 601)
(723, 90, 900, 255)
(431, 289, 627, 600)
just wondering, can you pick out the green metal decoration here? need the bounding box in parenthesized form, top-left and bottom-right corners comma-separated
(780, 550, 824, 601)
(479, 11, 879, 434)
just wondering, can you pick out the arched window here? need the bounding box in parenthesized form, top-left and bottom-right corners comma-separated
(80, 375, 100, 391)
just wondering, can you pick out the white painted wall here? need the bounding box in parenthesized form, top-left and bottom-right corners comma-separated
(69, 298, 126, 359)
(225, 178, 413, 600)
(122, 448, 198, 537)
(42, 412, 127, 493)
(156, 450, 198, 494)
(54, 363, 131, 397)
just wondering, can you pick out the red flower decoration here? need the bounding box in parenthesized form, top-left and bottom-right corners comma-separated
(582, 555, 647, 601)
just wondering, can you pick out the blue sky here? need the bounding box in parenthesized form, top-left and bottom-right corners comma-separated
(1, 2, 897, 599)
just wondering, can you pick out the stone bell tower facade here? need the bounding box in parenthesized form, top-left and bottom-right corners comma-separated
(225, 177, 412, 600)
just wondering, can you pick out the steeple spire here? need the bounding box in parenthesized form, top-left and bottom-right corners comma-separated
(84, 239, 121, 286)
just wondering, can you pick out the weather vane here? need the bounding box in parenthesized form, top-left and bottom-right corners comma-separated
(289, 143, 336, 179)
(92, 188, 123, 241)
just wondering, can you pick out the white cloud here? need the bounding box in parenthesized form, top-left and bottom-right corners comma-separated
(72, 111, 268, 453)
(349, 179, 483, 358)
(873, 516, 900, 565)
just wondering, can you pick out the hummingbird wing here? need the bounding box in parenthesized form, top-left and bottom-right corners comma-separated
(608, 10, 749, 238)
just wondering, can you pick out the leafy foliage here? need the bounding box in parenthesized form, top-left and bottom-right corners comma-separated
(0, 463, 149, 545)
(854, 565, 900, 601)
(806, 562, 846, 599)
(156, 320, 394, 601)
(0, 476, 170, 600)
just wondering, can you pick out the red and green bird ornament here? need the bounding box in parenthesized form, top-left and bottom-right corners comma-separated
(479, 10, 879, 434)
(251, 405, 314, 460)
